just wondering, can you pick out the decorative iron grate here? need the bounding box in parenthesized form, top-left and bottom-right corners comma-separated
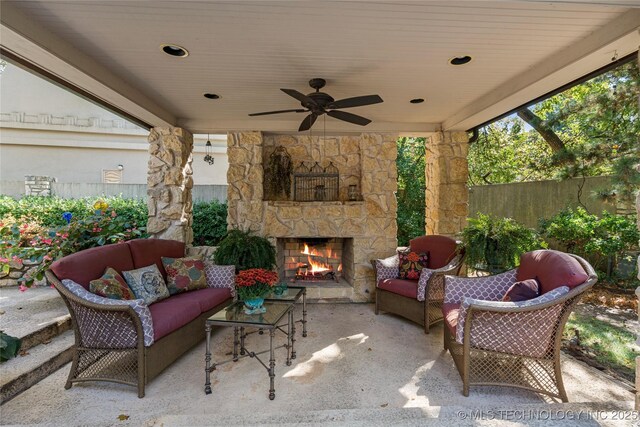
(293, 161, 339, 201)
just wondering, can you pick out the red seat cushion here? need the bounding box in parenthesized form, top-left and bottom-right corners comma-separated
(50, 243, 134, 289)
(410, 235, 458, 269)
(127, 239, 185, 280)
(442, 303, 460, 336)
(517, 250, 589, 294)
(149, 296, 201, 340)
(169, 287, 232, 313)
(377, 278, 418, 299)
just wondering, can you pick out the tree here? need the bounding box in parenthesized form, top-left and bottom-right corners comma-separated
(396, 137, 426, 246)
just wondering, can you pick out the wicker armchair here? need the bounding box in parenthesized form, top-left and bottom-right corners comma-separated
(372, 235, 465, 333)
(442, 250, 597, 401)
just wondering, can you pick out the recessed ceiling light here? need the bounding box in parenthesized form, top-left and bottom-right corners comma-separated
(410, 98, 425, 104)
(203, 93, 220, 99)
(160, 44, 189, 57)
(449, 55, 472, 66)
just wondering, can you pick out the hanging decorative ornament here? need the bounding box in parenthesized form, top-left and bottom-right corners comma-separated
(204, 134, 215, 165)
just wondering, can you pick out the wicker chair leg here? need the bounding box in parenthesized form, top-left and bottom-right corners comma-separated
(137, 347, 145, 398)
(443, 325, 450, 351)
(462, 340, 470, 397)
(555, 357, 568, 402)
(423, 301, 430, 334)
(65, 351, 80, 390)
(374, 292, 379, 315)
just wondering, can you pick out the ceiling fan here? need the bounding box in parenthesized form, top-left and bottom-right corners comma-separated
(249, 78, 383, 131)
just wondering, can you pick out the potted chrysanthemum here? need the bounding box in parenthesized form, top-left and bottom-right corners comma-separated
(235, 268, 279, 314)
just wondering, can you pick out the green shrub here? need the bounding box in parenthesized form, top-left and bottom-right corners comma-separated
(0, 195, 147, 227)
(539, 207, 639, 275)
(461, 213, 547, 273)
(214, 228, 276, 272)
(192, 201, 227, 246)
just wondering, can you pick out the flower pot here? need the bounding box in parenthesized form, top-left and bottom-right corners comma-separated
(243, 297, 266, 314)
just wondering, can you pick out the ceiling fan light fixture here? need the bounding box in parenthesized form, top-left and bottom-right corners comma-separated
(410, 98, 425, 104)
(160, 44, 189, 57)
(449, 55, 472, 66)
(203, 93, 220, 99)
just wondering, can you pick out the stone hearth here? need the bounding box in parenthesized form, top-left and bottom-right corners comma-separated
(226, 132, 398, 302)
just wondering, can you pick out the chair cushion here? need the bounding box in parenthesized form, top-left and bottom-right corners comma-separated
(50, 243, 134, 289)
(122, 264, 171, 305)
(148, 296, 202, 340)
(162, 256, 207, 295)
(169, 287, 232, 313)
(442, 303, 460, 336)
(397, 249, 428, 280)
(502, 278, 539, 302)
(89, 267, 135, 300)
(517, 250, 588, 294)
(127, 239, 185, 280)
(377, 278, 418, 299)
(410, 235, 458, 269)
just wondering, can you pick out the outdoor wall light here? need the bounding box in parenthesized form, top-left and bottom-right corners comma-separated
(160, 44, 189, 57)
(117, 164, 124, 171)
(204, 135, 215, 165)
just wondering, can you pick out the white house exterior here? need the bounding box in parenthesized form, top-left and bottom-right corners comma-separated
(0, 62, 228, 190)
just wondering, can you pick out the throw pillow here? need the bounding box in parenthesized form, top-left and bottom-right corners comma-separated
(162, 256, 207, 295)
(397, 249, 428, 280)
(89, 267, 134, 300)
(122, 264, 170, 305)
(203, 261, 236, 295)
(502, 278, 540, 302)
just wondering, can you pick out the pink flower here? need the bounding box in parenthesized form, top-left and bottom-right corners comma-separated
(0, 257, 8, 263)
(111, 210, 117, 218)
(12, 256, 22, 265)
(21, 224, 28, 229)
(43, 254, 52, 261)
(61, 233, 69, 239)
(19, 284, 27, 292)
(42, 238, 52, 245)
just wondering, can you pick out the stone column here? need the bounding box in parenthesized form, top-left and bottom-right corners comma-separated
(146, 127, 194, 244)
(227, 131, 265, 232)
(424, 131, 469, 237)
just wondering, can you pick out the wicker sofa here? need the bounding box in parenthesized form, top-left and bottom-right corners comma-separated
(442, 249, 597, 401)
(45, 238, 235, 398)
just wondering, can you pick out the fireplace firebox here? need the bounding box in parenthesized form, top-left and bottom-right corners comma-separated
(277, 238, 354, 286)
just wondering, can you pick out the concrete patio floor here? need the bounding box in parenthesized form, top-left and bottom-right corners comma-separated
(0, 303, 634, 426)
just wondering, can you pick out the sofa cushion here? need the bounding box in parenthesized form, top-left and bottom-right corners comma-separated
(123, 264, 171, 305)
(169, 287, 232, 313)
(127, 239, 185, 280)
(378, 278, 418, 299)
(517, 250, 588, 294)
(162, 256, 207, 295)
(89, 267, 135, 300)
(50, 243, 134, 289)
(410, 235, 458, 269)
(149, 297, 202, 341)
(397, 249, 428, 280)
(442, 303, 460, 336)
(502, 278, 539, 302)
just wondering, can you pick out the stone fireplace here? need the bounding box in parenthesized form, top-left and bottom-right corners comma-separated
(226, 132, 398, 302)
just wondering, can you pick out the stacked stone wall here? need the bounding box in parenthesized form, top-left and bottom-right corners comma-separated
(227, 132, 398, 302)
(146, 127, 194, 244)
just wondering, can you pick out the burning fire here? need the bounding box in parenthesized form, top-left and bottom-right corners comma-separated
(299, 243, 339, 274)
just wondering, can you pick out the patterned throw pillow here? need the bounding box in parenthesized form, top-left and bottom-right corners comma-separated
(203, 261, 236, 296)
(122, 264, 170, 305)
(397, 249, 428, 280)
(162, 256, 207, 295)
(89, 267, 134, 300)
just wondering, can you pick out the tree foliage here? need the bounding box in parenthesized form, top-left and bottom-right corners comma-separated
(396, 137, 426, 246)
(469, 60, 639, 203)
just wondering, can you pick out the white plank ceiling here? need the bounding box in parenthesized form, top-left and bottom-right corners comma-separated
(1, 1, 638, 133)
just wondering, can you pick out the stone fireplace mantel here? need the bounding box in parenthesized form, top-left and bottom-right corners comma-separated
(227, 131, 398, 302)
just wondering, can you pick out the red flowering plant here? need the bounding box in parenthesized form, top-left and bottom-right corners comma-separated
(234, 268, 279, 301)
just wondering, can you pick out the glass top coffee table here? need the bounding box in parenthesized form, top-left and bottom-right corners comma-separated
(264, 285, 307, 338)
(204, 300, 295, 400)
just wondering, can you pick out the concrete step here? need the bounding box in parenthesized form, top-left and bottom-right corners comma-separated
(0, 286, 71, 350)
(150, 401, 636, 426)
(0, 329, 74, 404)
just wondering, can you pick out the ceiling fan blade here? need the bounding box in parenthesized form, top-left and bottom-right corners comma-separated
(248, 109, 307, 116)
(327, 94, 383, 109)
(281, 88, 318, 108)
(327, 110, 371, 126)
(298, 113, 318, 132)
